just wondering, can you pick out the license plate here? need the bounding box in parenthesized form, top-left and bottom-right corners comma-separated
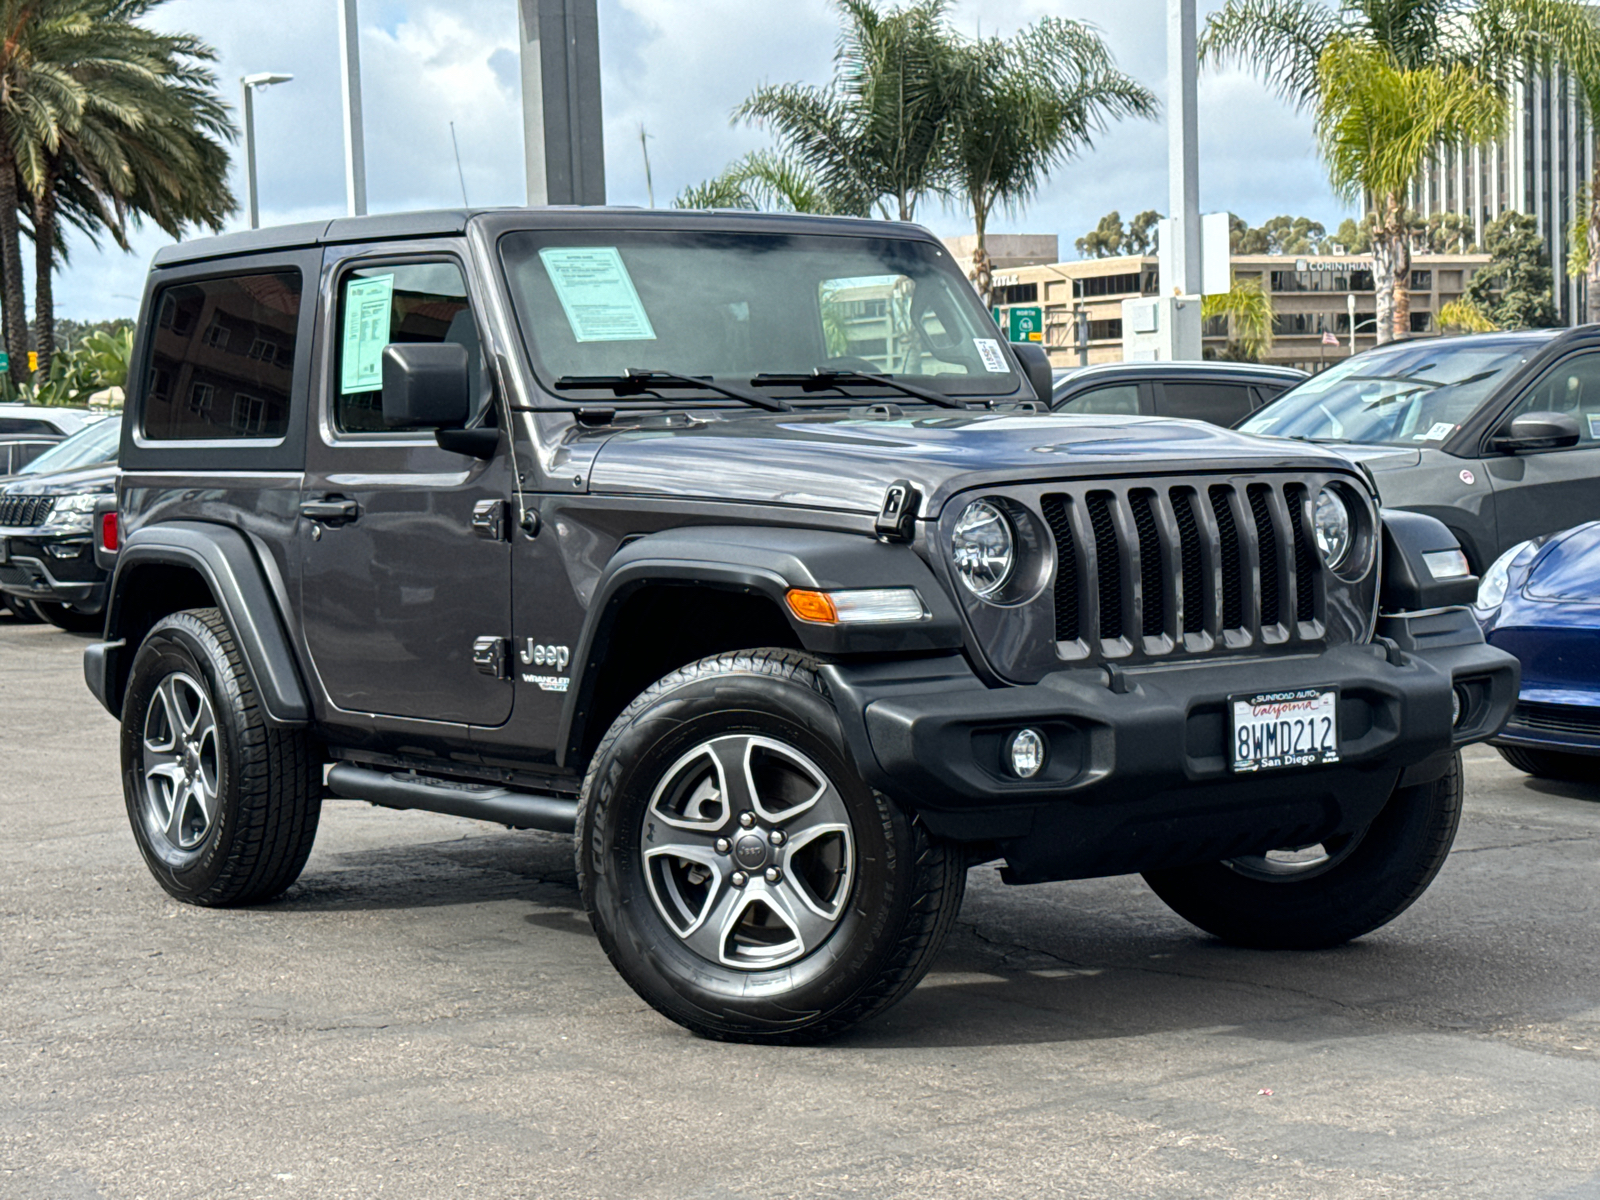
(1231, 688, 1339, 772)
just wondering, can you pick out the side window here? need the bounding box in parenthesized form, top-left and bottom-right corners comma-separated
(1503, 353, 1600, 445)
(1161, 383, 1254, 426)
(333, 260, 487, 434)
(0, 418, 54, 434)
(1061, 384, 1141, 416)
(143, 271, 301, 441)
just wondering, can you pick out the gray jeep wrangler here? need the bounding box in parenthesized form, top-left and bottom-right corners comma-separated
(84, 209, 1518, 1042)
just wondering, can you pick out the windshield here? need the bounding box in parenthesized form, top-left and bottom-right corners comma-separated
(498, 229, 1022, 401)
(1239, 341, 1535, 445)
(21, 415, 121, 474)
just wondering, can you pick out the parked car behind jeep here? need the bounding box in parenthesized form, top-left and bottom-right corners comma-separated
(0, 415, 120, 630)
(83, 208, 1517, 1043)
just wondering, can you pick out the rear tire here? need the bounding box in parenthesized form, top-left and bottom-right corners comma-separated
(1497, 744, 1598, 783)
(576, 648, 966, 1043)
(121, 608, 321, 906)
(2, 592, 42, 622)
(30, 599, 103, 633)
(1143, 754, 1463, 950)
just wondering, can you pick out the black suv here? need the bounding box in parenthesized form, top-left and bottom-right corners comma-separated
(1051, 361, 1307, 426)
(84, 209, 1517, 1043)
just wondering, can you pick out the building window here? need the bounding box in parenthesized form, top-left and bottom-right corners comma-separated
(187, 381, 214, 415)
(1086, 318, 1123, 341)
(992, 282, 1038, 306)
(203, 319, 230, 350)
(1410, 311, 1433, 333)
(1411, 270, 1433, 291)
(1270, 269, 1375, 294)
(1074, 272, 1141, 299)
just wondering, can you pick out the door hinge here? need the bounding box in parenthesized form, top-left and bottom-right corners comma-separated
(875, 479, 920, 543)
(472, 499, 509, 541)
(472, 636, 510, 680)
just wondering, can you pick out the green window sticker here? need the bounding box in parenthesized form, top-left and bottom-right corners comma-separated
(340, 274, 395, 394)
(538, 247, 657, 343)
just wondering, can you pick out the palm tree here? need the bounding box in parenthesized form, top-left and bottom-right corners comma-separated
(735, 0, 966, 222)
(945, 18, 1155, 306)
(1316, 40, 1505, 338)
(675, 150, 864, 215)
(1202, 276, 1275, 361)
(0, 0, 232, 384)
(1201, 0, 1595, 342)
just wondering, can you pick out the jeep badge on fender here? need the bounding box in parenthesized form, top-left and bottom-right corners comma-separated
(82, 207, 1518, 1045)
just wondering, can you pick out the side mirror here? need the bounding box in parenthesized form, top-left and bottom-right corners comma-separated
(382, 343, 470, 430)
(1010, 341, 1054, 404)
(1492, 410, 1581, 453)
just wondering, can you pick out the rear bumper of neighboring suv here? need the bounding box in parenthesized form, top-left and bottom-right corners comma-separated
(824, 608, 1518, 884)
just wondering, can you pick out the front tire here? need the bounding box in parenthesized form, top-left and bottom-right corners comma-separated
(1142, 754, 1464, 950)
(121, 608, 321, 906)
(576, 649, 966, 1043)
(1497, 745, 1598, 783)
(31, 599, 103, 633)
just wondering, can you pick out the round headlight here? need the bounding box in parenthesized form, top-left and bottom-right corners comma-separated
(1313, 486, 1353, 570)
(952, 500, 1015, 598)
(1475, 541, 1530, 611)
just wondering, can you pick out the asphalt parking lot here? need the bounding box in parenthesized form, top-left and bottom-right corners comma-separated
(3, 612, 1598, 1200)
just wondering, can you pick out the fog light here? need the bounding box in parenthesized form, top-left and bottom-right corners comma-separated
(1006, 728, 1047, 778)
(1452, 686, 1467, 726)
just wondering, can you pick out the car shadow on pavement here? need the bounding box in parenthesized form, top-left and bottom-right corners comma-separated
(1520, 776, 1600, 804)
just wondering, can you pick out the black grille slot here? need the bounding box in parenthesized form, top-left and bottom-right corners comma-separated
(1209, 485, 1243, 630)
(1248, 484, 1281, 627)
(0, 495, 54, 527)
(1171, 490, 1204, 635)
(1130, 491, 1164, 638)
(1086, 492, 1123, 641)
(1040, 495, 1079, 642)
(1285, 483, 1317, 622)
(1509, 703, 1600, 737)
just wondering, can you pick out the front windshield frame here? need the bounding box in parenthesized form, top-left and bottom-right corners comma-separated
(1239, 339, 1540, 447)
(495, 226, 1024, 407)
(21, 415, 121, 474)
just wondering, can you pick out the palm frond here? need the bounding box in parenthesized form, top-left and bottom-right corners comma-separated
(1198, 0, 1342, 109)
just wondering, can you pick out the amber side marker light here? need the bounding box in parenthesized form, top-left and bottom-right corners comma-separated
(785, 588, 927, 625)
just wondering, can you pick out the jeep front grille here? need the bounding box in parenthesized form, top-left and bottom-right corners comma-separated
(0, 495, 54, 528)
(1039, 478, 1323, 661)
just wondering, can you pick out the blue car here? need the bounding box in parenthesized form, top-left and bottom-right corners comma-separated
(1476, 522, 1600, 781)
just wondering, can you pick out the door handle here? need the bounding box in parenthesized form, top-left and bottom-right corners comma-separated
(300, 497, 359, 526)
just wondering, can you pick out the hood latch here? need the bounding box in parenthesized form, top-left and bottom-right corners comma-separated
(875, 479, 920, 543)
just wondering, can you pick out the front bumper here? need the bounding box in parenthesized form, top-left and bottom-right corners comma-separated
(824, 607, 1517, 883)
(0, 534, 107, 611)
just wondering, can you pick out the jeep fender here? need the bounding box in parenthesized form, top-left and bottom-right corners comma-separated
(557, 525, 965, 767)
(85, 521, 310, 725)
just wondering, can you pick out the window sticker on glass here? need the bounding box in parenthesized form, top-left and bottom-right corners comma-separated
(539, 246, 657, 343)
(974, 338, 1008, 373)
(1422, 421, 1456, 441)
(1588, 413, 1600, 440)
(340, 274, 394, 395)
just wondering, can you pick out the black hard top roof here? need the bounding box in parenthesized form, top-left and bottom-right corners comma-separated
(150, 206, 940, 268)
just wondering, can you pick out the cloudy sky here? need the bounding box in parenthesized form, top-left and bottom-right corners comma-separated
(54, 0, 1353, 321)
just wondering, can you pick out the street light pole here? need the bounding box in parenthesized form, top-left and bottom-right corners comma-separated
(339, 0, 368, 216)
(241, 72, 293, 230)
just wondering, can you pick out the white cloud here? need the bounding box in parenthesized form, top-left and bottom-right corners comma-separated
(51, 0, 1353, 321)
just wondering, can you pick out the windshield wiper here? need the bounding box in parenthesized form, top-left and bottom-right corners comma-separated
(752, 369, 966, 410)
(553, 368, 791, 412)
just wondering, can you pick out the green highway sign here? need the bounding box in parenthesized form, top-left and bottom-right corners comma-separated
(0, 351, 9, 371)
(1007, 306, 1043, 342)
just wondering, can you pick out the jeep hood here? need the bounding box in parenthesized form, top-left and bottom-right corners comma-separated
(585, 411, 1358, 516)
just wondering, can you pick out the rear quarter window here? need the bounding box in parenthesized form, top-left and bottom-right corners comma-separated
(143, 271, 302, 441)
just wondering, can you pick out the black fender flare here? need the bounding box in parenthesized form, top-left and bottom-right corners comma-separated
(85, 521, 310, 725)
(1379, 508, 1479, 612)
(556, 525, 965, 767)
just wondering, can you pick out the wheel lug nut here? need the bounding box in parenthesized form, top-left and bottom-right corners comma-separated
(764, 867, 781, 884)
(738, 812, 755, 828)
(768, 830, 785, 847)
(715, 838, 731, 854)
(731, 871, 748, 887)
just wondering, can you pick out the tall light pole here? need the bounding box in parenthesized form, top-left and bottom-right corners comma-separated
(1163, 0, 1201, 298)
(339, 0, 368, 216)
(241, 72, 293, 230)
(519, 0, 606, 205)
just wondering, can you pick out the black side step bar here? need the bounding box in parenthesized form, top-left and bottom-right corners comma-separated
(325, 763, 577, 834)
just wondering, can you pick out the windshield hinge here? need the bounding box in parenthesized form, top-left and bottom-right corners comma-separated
(875, 480, 920, 543)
